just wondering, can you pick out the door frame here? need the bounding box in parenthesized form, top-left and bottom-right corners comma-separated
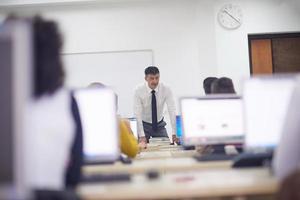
(248, 32, 300, 74)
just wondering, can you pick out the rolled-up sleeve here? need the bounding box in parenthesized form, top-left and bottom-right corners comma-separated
(166, 87, 177, 135)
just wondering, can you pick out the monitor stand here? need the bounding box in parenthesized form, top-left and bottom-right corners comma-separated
(232, 151, 273, 168)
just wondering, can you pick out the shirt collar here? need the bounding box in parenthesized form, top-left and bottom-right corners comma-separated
(145, 82, 159, 93)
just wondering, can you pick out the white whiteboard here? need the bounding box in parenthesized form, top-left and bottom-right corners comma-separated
(62, 50, 153, 117)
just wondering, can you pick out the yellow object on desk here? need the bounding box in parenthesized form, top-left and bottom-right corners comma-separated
(119, 119, 139, 158)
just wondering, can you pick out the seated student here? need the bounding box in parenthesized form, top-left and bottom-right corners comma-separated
(203, 77, 218, 94)
(273, 83, 300, 181)
(119, 118, 139, 158)
(23, 16, 83, 189)
(278, 169, 300, 200)
(88, 82, 139, 158)
(206, 77, 239, 154)
(211, 77, 236, 94)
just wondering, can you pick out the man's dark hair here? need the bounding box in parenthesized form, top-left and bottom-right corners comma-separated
(211, 77, 236, 94)
(145, 66, 159, 76)
(33, 16, 65, 98)
(203, 77, 218, 94)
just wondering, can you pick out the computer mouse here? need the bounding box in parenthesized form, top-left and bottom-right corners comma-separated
(146, 170, 160, 180)
(119, 155, 132, 164)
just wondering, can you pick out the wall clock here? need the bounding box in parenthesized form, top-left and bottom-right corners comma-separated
(218, 4, 243, 30)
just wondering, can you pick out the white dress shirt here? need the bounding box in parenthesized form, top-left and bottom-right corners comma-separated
(134, 82, 176, 137)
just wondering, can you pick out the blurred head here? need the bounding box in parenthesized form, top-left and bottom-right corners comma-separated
(203, 77, 218, 94)
(33, 16, 64, 98)
(88, 82, 105, 88)
(144, 66, 160, 90)
(211, 77, 236, 94)
(88, 82, 118, 112)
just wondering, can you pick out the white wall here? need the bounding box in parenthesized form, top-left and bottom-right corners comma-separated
(214, 0, 300, 93)
(6, 0, 217, 116)
(1, 0, 300, 110)
(62, 50, 153, 117)
(50, 0, 217, 100)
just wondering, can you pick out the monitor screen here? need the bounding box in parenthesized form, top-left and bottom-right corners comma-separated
(176, 115, 182, 137)
(128, 118, 138, 139)
(74, 88, 119, 163)
(180, 96, 244, 146)
(243, 76, 296, 151)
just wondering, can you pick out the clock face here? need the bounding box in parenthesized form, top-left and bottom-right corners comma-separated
(218, 4, 243, 30)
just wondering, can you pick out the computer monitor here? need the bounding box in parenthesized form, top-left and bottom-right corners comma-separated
(128, 118, 138, 139)
(243, 75, 297, 152)
(180, 96, 244, 146)
(0, 22, 14, 191)
(0, 19, 33, 199)
(74, 88, 119, 164)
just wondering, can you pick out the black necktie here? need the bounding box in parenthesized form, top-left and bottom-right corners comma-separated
(151, 90, 158, 131)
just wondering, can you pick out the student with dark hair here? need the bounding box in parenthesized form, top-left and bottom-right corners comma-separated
(24, 16, 82, 190)
(33, 16, 65, 97)
(205, 77, 238, 154)
(203, 77, 218, 94)
(211, 77, 236, 94)
(134, 66, 179, 148)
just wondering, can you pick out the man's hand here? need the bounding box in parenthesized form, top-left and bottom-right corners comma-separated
(138, 136, 147, 149)
(172, 134, 180, 145)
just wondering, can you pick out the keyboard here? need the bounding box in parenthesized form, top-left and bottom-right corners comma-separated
(81, 173, 131, 183)
(194, 154, 237, 162)
(232, 152, 273, 168)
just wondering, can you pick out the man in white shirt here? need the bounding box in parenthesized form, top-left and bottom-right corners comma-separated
(134, 66, 179, 148)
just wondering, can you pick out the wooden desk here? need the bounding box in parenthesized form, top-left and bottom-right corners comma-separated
(79, 167, 278, 200)
(142, 144, 182, 152)
(136, 149, 197, 160)
(83, 139, 232, 175)
(83, 157, 232, 175)
(137, 140, 197, 160)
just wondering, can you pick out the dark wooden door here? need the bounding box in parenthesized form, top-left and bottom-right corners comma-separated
(250, 39, 273, 74)
(272, 37, 300, 73)
(248, 33, 300, 75)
